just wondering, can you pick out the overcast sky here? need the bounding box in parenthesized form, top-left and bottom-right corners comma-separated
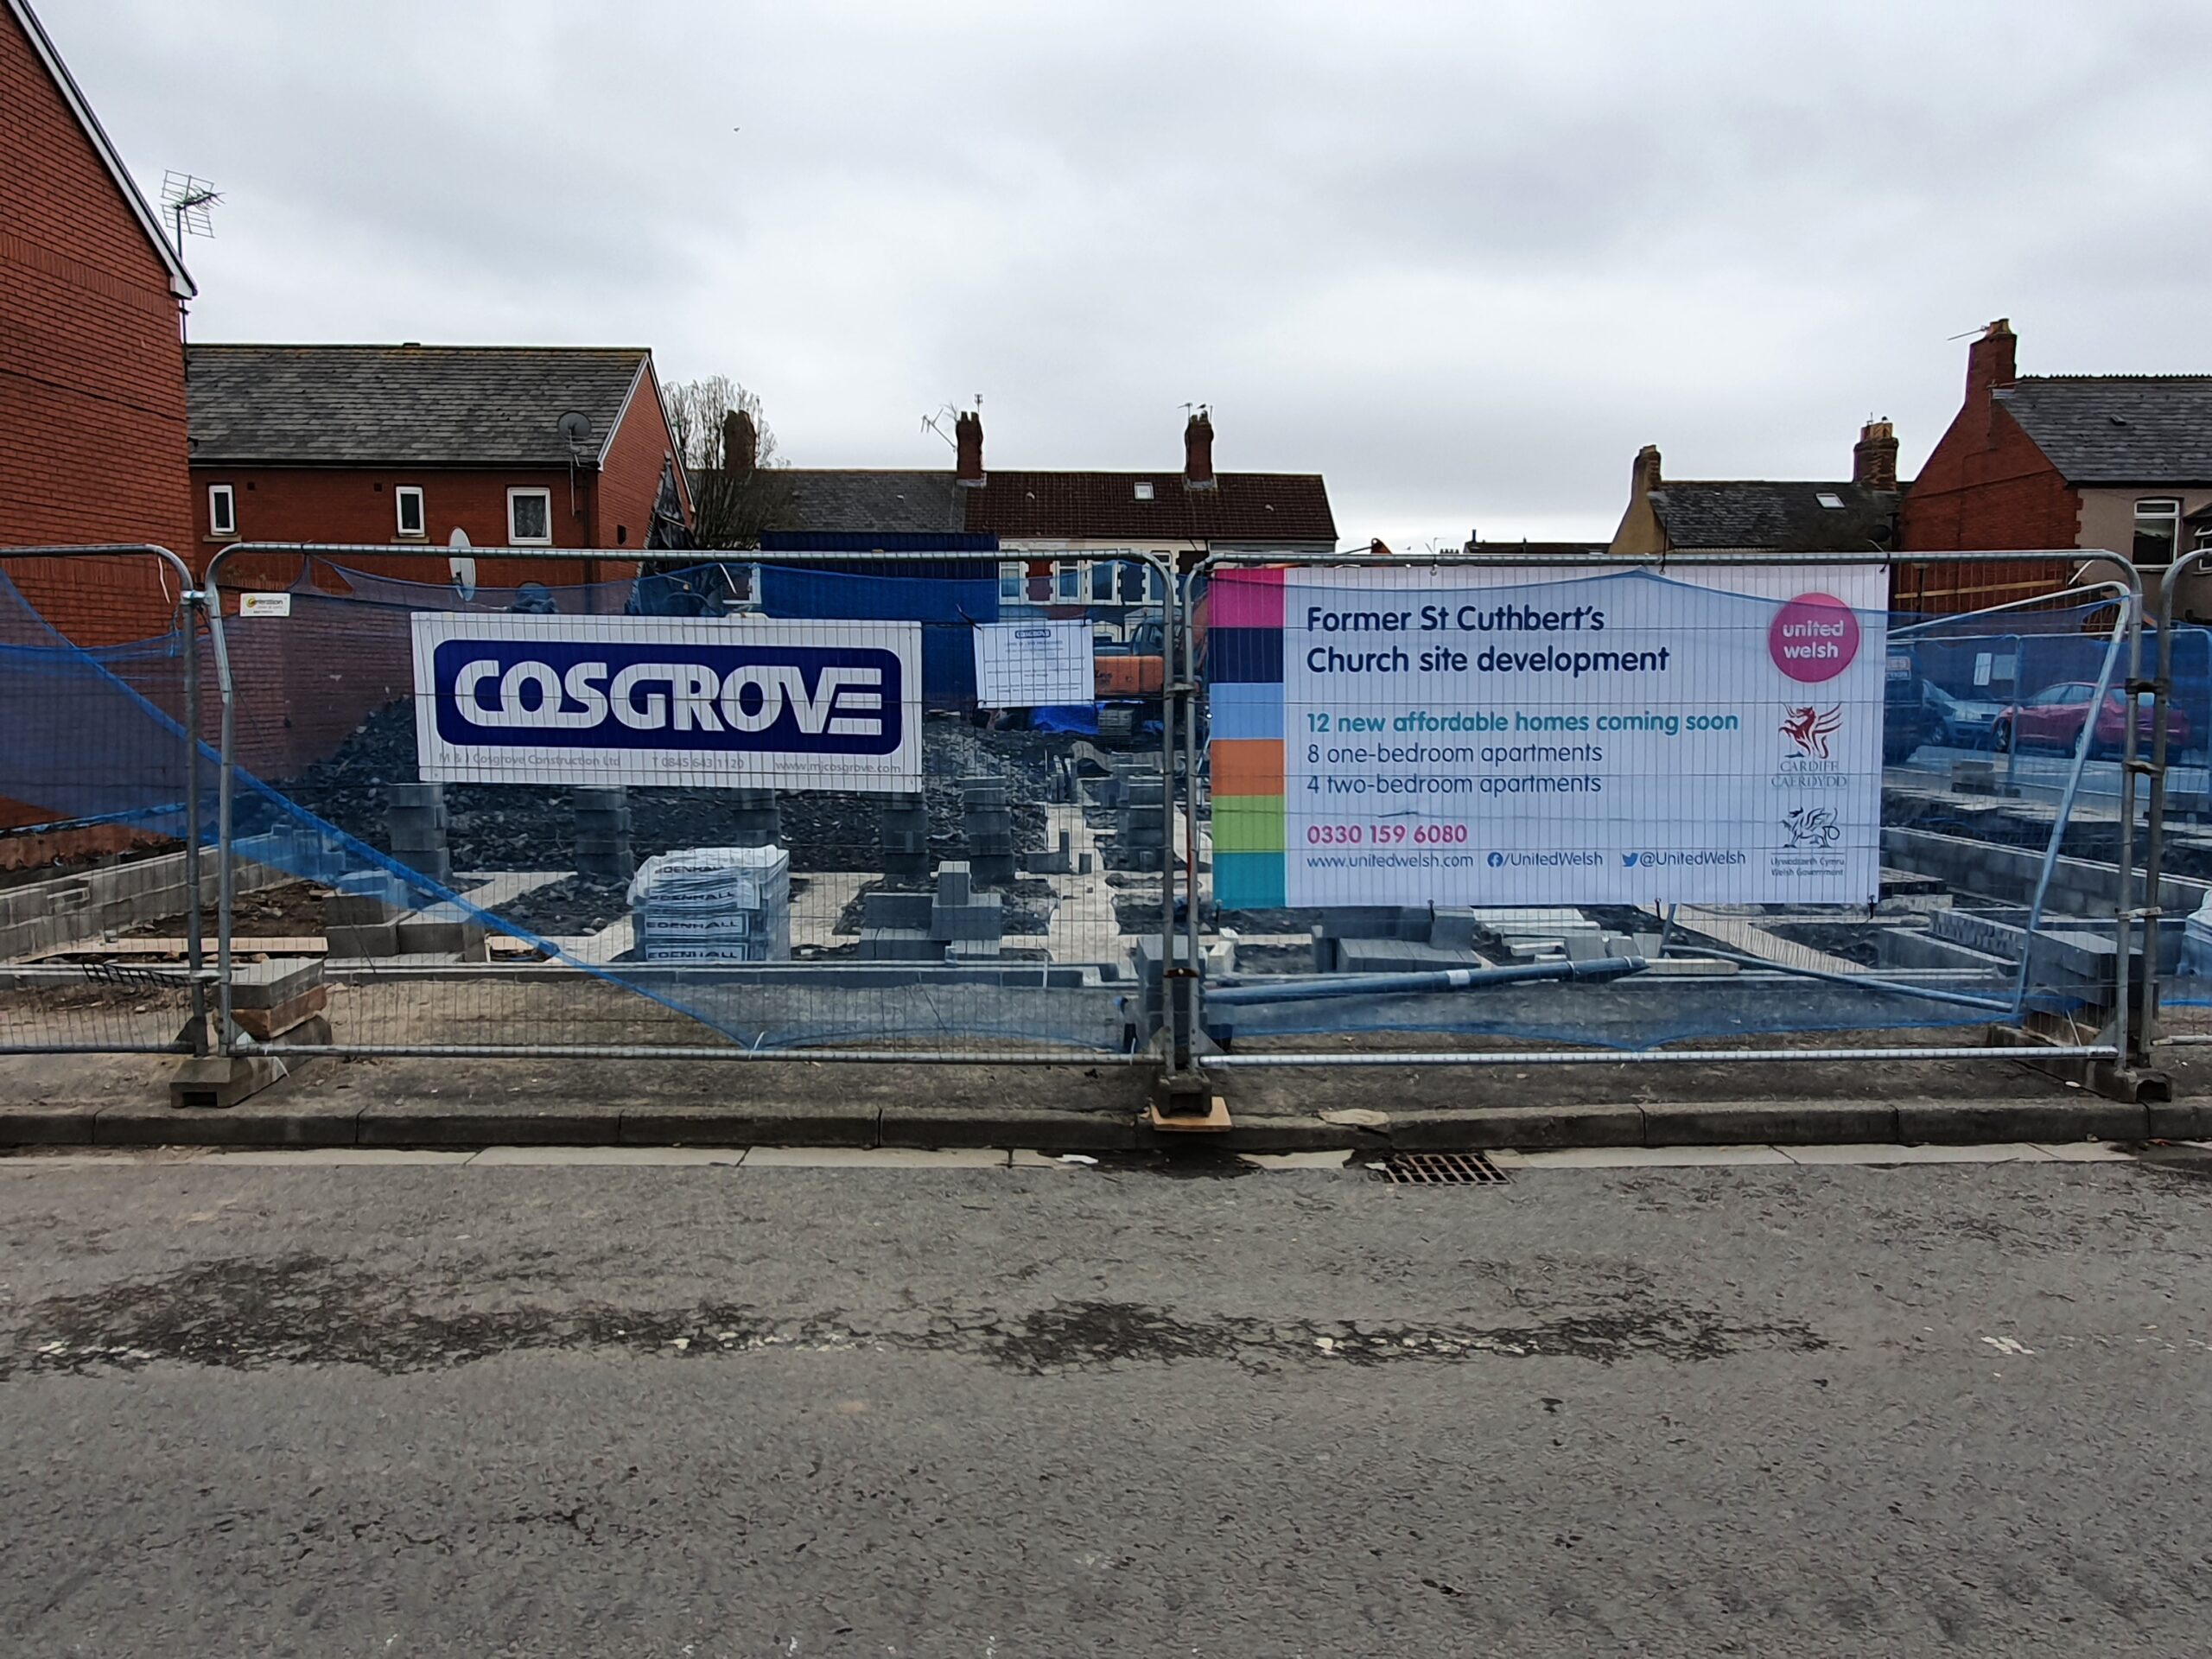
(47, 0, 2212, 548)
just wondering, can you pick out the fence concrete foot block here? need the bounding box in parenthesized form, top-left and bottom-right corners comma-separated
(1896, 1100, 2152, 1145)
(1643, 1103, 1898, 1147)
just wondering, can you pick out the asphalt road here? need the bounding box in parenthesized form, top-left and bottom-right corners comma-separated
(3, 1147, 2210, 1656)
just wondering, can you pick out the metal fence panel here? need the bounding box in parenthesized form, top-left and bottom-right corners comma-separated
(1190, 550, 2143, 1074)
(201, 544, 1179, 1065)
(0, 545, 209, 1055)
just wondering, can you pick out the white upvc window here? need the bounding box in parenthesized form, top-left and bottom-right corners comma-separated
(999, 561, 1024, 602)
(2135, 498, 2183, 567)
(395, 486, 425, 537)
(507, 487, 552, 545)
(207, 483, 236, 538)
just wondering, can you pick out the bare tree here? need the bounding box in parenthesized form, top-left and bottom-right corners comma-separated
(664, 375, 796, 550)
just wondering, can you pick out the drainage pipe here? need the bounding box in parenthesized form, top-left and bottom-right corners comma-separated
(1206, 955, 1648, 1007)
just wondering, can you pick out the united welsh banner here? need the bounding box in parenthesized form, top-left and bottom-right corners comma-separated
(1207, 564, 1885, 908)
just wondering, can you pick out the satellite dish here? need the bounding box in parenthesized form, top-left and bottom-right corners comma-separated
(447, 527, 471, 550)
(558, 411, 594, 447)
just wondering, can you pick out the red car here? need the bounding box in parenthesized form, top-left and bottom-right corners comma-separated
(1993, 682, 2183, 757)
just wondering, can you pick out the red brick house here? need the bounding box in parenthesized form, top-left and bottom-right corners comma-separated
(2, 0, 198, 642)
(1898, 319, 2212, 614)
(187, 343, 690, 595)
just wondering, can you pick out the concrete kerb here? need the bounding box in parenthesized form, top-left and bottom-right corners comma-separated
(0, 1080, 2184, 1154)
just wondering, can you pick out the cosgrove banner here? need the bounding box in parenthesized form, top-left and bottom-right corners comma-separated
(410, 613, 922, 791)
(1208, 564, 1885, 909)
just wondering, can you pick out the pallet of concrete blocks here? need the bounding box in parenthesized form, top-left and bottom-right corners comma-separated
(626, 845, 791, 964)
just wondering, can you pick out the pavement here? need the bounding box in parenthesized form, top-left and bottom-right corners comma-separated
(3, 1146, 2212, 1654)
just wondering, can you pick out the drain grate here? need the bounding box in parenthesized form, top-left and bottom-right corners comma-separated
(1370, 1151, 1510, 1186)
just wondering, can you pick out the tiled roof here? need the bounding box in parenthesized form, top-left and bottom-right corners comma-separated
(962, 471, 1337, 543)
(186, 344, 649, 465)
(1995, 377, 2212, 485)
(1650, 480, 1901, 551)
(773, 470, 968, 535)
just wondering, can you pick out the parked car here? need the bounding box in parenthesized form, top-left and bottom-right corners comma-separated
(1923, 683, 2009, 749)
(1993, 683, 2185, 757)
(1883, 651, 1934, 764)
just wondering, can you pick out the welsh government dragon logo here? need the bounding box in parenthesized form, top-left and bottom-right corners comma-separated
(1780, 703, 1843, 760)
(1781, 806, 1843, 849)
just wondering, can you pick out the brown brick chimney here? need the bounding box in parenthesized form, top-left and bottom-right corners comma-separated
(1853, 418, 1898, 491)
(1967, 319, 2018, 450)
(1632, 443, 1662, 497)
(722, 408, 757, 472)
(1184, 410, 1217, 490)
(955, 410, 984, 486)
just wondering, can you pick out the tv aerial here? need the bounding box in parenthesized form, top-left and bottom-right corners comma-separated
(160, 171, 221, 257)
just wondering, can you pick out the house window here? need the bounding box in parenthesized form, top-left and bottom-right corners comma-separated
(507, 487, 553, 545)
(395, 486, 425, 537)
(207, 484, 236, 538)
(999, 562, 1024, 602)
(2134, 499, 2182, 566)
(1091, 562, 1116, 601)
(1055, 563, 1083, 602)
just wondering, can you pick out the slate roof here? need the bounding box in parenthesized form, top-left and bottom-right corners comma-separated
(774, 469, 967, 535)
(961, 471, 1337, 543)
(186, 344, 650, 466)
(1994, 377, 2212, 485)
(767, 465, 1338, 545)
(1649, 480, 1901, 551)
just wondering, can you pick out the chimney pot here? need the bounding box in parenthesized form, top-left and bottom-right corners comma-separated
(1853, 417, 1899, 492)
(1184, 410, 1217, 490)
(955, 410, 984, 486)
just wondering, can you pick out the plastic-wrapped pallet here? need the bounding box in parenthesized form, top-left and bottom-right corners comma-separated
(627, 845, 791, 963)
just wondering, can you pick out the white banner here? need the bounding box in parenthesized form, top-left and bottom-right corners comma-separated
(410, 613, 922, 791)
(1276, 564, 1885, 906)
(973, 619, 1095, 709)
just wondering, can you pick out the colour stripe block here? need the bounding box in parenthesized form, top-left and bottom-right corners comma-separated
(1211, 793, 1286, 854)
(1214, 851, 1286, 911)
(1208, 568, 1285, 628)
(1208, 626, 1284, 684)
(1210, 738, 1283, 798)
(1207, 680, 1282, 741)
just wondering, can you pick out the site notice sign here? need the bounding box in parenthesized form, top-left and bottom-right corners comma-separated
(410, 613, 923, 791)
(1208, 563, 1885, 909)
(973, 618, 1094, 709)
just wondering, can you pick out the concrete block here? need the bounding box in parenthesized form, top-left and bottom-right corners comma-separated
(945, 938, 1003, 963)
(227, 956, 326, 1011)
(857, 927, 944, 963)
(325, 922, 398, 957)
(863, 891, 933, 930)
(936, 862, 973, 906)
(232, 982, 330, 1041)
(395, 914, 487, 955)
(1332, 938, 1484, 973)
(930, 896, 1005, 941)
(1429, 907, 1478, 951)
(385, 783, 445, 810)
(572, 788, 629, 810)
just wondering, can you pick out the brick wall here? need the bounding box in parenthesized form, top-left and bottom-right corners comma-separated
(596, 363, 690, 550)
(1896, 325, 2077, 614)
(0, 4, 195, 645)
